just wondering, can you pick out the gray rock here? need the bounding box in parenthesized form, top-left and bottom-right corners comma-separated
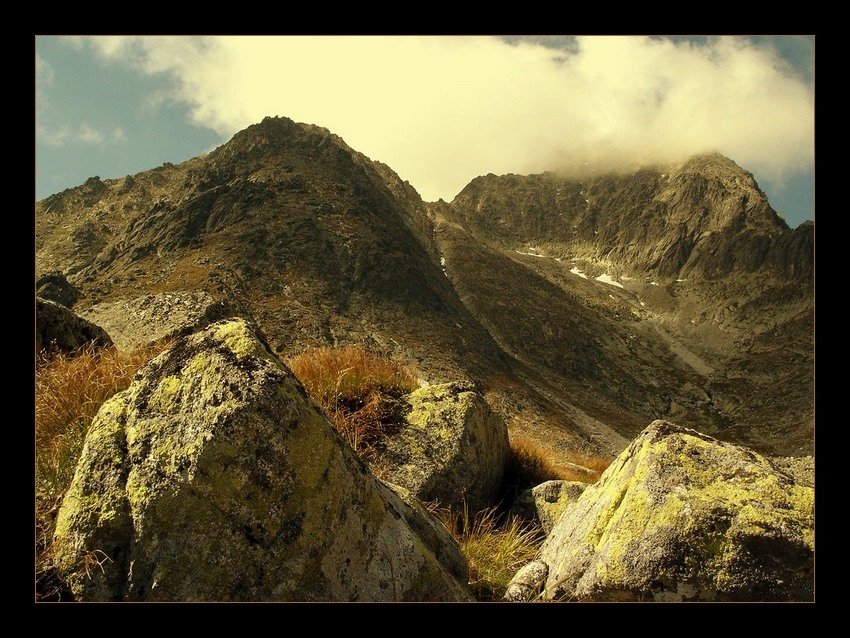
(36, 297, 113, 357)
(52, 318, 472, 601)
(539, 420, 814, 602)
(382, 381, 510, 512)
(503, 560, 548, 602)
(510, 480, 588, 535)
(77, 291, 240, 351)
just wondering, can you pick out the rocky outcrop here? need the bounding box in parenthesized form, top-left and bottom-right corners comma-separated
(52, 318, 472, 601)
(77, 291, 240, 351)
(36, 297, 113, 357)
(382, 382, 510, 512)
(535, 420, 814, 602)
(36, 271, 81, 308)
(510, 480, 588, 535)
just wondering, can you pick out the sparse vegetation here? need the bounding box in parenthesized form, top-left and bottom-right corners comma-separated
(287, 345, 419, 464)
(430, 502, 544, 601)
(35, 341, 168, 601)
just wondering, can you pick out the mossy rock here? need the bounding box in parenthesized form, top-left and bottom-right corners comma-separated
(382, 381, 510, 512)
(539, 420, 814, 602)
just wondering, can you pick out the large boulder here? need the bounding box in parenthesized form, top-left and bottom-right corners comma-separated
(382, 382, 509, 512)
(52, 318, 472, 601)
(537, 420, 814, 602)
(36, 297, 113, 357)
(77, 291, 240, 351)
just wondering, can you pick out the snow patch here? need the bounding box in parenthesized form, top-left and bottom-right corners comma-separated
(570, 267, 588, 279)
(595, 274, 625, 289)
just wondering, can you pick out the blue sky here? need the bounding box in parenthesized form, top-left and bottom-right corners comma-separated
(35, 36, 814, 228)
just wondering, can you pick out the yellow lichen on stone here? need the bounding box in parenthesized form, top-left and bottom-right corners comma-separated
(185, 351, 209, 375)
(547, 423, 815, 600)
(148, 375, 183, 413)
(213, 320, 276, 363)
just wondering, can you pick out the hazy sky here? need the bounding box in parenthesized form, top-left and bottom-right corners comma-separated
(35, 35, 815, 227)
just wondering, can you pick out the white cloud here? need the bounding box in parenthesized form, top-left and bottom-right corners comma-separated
(36, 53, 55, 121)
(37, 122, 127, 148)
(76, 35, 814, 201)
(36, 53, 54, 87)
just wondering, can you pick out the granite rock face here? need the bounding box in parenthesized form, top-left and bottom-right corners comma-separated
(52, 318, 471, 601)
(36, 271, 81, 308)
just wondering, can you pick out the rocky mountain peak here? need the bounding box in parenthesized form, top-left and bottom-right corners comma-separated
(660, 152, 788, 233)
(209, 116, 349, 167)
(445, 152, 805, 284)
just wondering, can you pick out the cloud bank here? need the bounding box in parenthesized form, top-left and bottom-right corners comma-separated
(77, 35, 814, 202)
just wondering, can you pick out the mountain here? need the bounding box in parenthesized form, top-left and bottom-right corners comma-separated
(35, 116, 814, 457)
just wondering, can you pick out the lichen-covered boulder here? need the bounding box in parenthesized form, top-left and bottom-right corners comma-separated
(36, 297, 113, 357)
(510, 480, 589, 535)
(539, 420, 814, 602)
(52, 318, 472, 601)
(382, 382, 509, 512)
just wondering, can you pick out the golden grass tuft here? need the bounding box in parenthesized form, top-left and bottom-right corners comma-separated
(507, 434, 613, 487)
(431, 502, 544, 601)
(35, 340, 169, 601)
(287, 345, 419, 462)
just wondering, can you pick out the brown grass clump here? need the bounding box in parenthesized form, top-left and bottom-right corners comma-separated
(287, 345, 419, 463)
(505, 434, 613, 494)
(35, 340, 169, 601)
(431, 503, 544, 601)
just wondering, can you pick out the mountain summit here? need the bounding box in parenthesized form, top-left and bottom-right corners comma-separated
(35, 116, 813, 457)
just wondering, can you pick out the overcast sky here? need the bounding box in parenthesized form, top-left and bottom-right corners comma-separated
(35, 35, 815, 228)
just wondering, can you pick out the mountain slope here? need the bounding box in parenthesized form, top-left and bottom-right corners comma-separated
(436, 155, 813, 454)
(35, 117, 814, 456)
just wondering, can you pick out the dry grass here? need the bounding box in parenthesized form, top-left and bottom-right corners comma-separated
(506, 434, 613, 493)
(35, 340, 168, 601)
(431, 502, 544, 601)
(287, 345, 419, 462)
